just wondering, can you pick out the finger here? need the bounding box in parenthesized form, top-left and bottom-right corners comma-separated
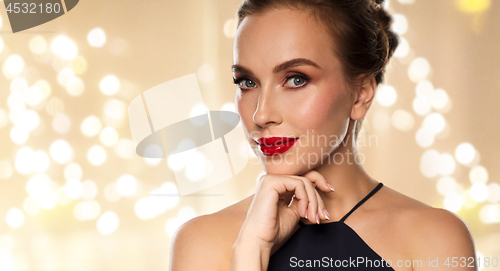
(302, 170, 335, 193)
(290, 176, 319, 224)
(313, 187, 329, 221)
(278, 178, 309, 218)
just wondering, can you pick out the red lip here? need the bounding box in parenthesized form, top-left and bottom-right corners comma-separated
(257, 137, 299, 156)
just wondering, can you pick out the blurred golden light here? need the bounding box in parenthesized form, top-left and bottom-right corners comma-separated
(0, 108, 7, 129)
(64, 162, 83, 182)
(26, 174, 51, 196)
(10, 76, 28, 94)
(479, 204, 500, 224)
(23, 197, 41, 215)
(99, 75, 120, 96)
(5, 208, 24, 228)
(24, 85, 44, 107)
(74, 200, 101, 221)
(455, 142, 476, 165)
(81, 180, 98, 200)
(87, 27, 107, 47)
(15, 147, 34, 174)
(438, 153, 456, 176)
(70, 56, 88, 75)
(391, 109, 414, 131)
(398, 0, 416, 5)
(394, 37, 410, 58)
(64, 180, 84, 200)
(420, 149, 440, 177)
(56, 186, 72, 205)
(0, 160, 13, 180)
(412, 96, 431, 116)
(469, 165, 488, 184)
(185, 150, 208, 182)
(408, 57, 431, 82)
(444, 192, 463, 213)
(487, 183, 500, 203)
(80, 115, 102, 137)
(51, 35, 78, 60)
(45, 97, 65, 116)
(415, 80, 433, 97)
(99, 127, 118, 147)
(32, 150, 50, 173)
(36, 79, 52, 99)
(456, 0, 491, 13)
(144, 157, 161, 166)
(371, 111, 390, 132)
(51, 113, 72, 134)
(376, 85, 397, 106)
(104, 183, 121, 202)
(3, 54, 25, 78)
(36, 189, 58, 210)
(87, 145, 107, 166)
(167, 151, 188, 172)
(423, 112, 446, 135)
(29, 35, 47, 55)
(114, 139, 134, 159)
(103, 98, 126, 127)
(65, 76, 85, 96)
(436, 176, 461, 196)
(0, 235, 15, 251)
(10, 126, 29, 145)
(0, 36, 4, 53)
(57, 67, 75, 87)
(96, 212, 119, 235)
(49, 139, 74, 165)
(220, 102, 236, 112)
(470, 183, 489, 203)
(17, 110, 40, 132)
(135, 198, 157, 219)
(462, 190, 477, 209)
(7, 93, 26, 111)
(223, 18, 238, 38)
(430, 88, 449, 110)
(165, 207, 197, 237)
(415, 127, 434, 148)
(392, 14, 408, 35)
(116, 174, 137, 196)
(196, 63, 215, 83)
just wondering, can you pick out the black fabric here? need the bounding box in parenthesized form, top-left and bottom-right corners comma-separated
(268, 183, 394, 270)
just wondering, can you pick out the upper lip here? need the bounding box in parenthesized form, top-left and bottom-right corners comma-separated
(256, 137, 299, 146)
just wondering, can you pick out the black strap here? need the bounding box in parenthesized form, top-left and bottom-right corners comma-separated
(339, 182, 383, 223)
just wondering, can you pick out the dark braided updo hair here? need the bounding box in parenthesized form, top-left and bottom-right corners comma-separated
(236, 0, 399, 141)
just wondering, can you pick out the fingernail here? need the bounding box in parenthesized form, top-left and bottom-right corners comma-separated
(327, 183, 335, 192)
(305, 207, 308, 219)
(324, 209, 330, 220)
(316, 213, 320, 224)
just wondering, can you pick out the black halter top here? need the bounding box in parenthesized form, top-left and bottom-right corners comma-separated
(268, 182, 395, 270)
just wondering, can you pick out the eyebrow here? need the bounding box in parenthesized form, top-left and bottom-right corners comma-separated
(231, 58, 321, 75)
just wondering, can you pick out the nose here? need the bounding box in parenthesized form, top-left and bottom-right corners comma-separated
(253, 84, 282, 128)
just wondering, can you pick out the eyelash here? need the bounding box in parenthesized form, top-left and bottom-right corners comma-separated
(233, 73, 310, 90)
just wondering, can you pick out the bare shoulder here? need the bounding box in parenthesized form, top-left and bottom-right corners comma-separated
(169, 194, 254, 270)
(377, 185, 476, 270)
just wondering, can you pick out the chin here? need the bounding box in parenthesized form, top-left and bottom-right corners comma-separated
(260, 161, 311, 176)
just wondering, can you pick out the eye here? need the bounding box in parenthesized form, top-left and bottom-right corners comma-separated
(285, 75, 308, 88)
(233, 77, 257, 89)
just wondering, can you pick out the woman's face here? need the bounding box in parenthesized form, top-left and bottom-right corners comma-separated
(233, 8, 355, 175)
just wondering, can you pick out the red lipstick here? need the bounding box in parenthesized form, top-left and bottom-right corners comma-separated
(257, 137, 299, 156)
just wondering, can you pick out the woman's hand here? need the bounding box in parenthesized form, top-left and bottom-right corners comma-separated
(235, 170, 335, 252)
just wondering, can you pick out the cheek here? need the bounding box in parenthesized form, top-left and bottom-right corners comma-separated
(287, 89, 348, 131)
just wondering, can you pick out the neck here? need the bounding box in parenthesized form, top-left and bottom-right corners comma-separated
(311, 124, 379, 221)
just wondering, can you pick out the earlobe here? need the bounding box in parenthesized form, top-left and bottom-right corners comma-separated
(350, 76, 376, 121)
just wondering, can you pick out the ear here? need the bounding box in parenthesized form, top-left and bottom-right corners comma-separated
(350, 76, 376, 121)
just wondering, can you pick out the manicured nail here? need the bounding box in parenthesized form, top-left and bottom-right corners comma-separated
(324, 208, 330, 220)
(316, 212, 320, 224)
(327, 183, 335, 192)
(305, 207, 308, 219)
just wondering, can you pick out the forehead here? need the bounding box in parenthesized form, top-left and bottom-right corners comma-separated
(233, 8, 340, 70)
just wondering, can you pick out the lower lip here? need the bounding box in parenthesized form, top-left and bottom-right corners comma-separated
(259, 139, 298, 156)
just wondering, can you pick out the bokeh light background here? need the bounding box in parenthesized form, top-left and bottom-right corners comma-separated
(0, 0, 499, 270)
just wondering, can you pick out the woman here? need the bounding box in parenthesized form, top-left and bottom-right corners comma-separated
(170, 0, 477, 270)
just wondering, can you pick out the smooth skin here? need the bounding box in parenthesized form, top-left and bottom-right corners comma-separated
(170, 8, 476, 271)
